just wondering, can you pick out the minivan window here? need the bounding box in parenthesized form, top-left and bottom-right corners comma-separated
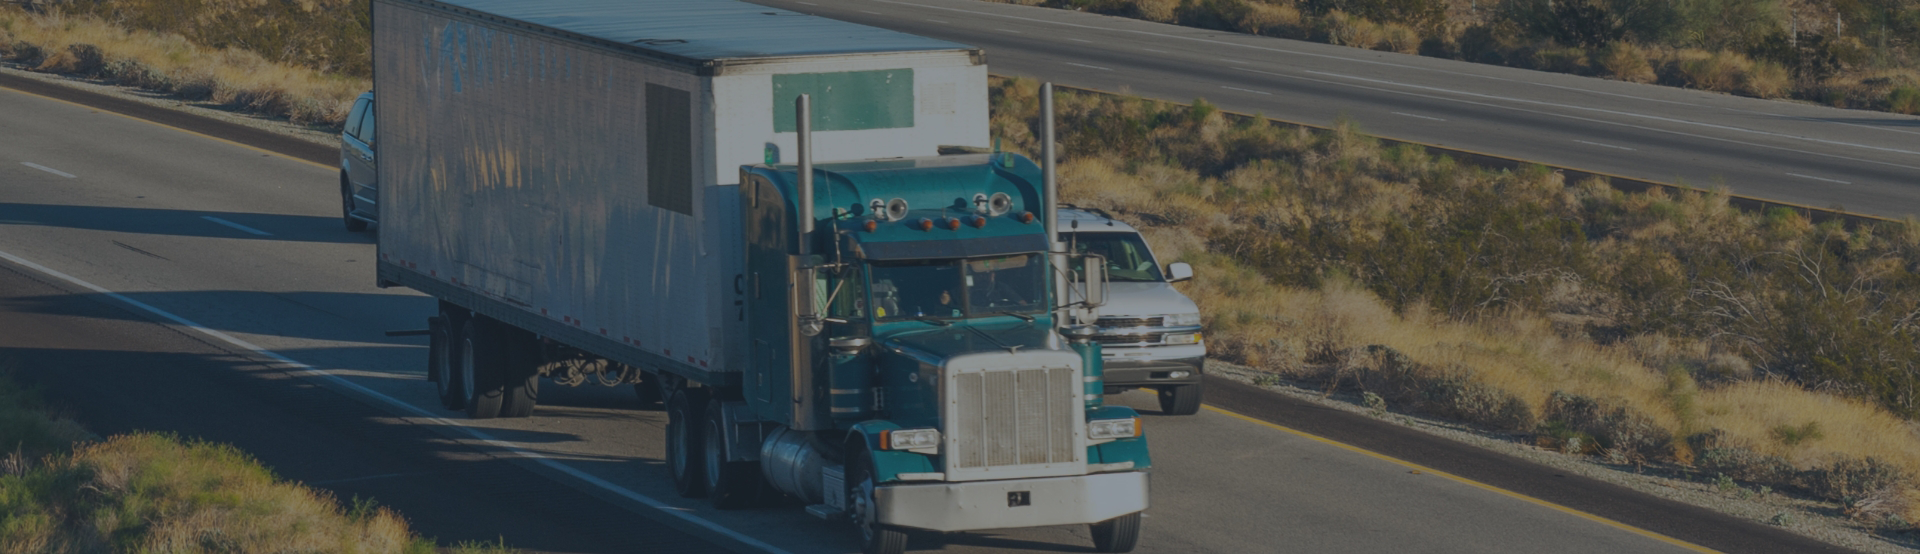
(357, 103, 376, 147)
(344, 98, 368, 139)
(1068, 232, 1163, 282)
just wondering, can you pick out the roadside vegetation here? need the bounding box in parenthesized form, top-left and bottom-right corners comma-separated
(0, 368, 512, 553)
(997, 0, 1920, 114)
(988, 76, 1920, 532)
(0, 2, 367, 127)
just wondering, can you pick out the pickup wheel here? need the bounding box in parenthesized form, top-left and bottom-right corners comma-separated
(848, 447, 908, 554)
(1157, 384, 1203, 416)
(459, 317, 505, 419)
(702, 399, 763, 509)
(1090, 511, 1142, 553)
(429, 314, 464, 410)
(341, 174, 368, 232)
(667, 388, 709, 498)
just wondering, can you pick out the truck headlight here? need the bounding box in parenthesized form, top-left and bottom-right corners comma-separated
(1163, 333, 1201, 345)
(880, 428, 941, 450)
(1164, 313, 1201, 327)
(1088, 417, 1141, 440)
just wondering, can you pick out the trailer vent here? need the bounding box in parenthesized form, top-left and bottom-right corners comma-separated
(950, 366, 1077, 471)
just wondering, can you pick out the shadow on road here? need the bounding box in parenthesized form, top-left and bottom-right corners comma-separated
(0, 202, 373, 244)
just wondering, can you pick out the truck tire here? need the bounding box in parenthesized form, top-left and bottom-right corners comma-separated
(460, 317, 505, 419)
(667, 387, 708, 498)
(1157, 384, 1203, 416)
(1090, 511, 1142, 553)
(341, 175, 368, 232)
(429, 315, 464, 410)
(848, 447, 908, 554)
(703, 399, 763, 509)
(498, 329, 540, 418)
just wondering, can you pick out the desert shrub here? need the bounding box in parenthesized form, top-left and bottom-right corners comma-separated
(1740, 60, 1790, 98)
(1542, 391, 1675, 465)
(1892, 85, 1920, 114)
(1599, 42, 1656, 82)
(1676, 49, 1746, 92)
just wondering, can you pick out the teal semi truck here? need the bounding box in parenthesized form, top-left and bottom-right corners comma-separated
(370, 0, 1150, 551)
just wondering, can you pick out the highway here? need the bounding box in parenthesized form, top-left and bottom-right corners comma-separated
(0, 79, 1859, 552)
(751, 0, 1920, 219)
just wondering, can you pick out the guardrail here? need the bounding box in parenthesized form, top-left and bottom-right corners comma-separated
(1042, 81, 1900, 228)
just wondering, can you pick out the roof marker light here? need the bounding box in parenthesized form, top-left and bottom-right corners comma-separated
(968, 215, 987, 228)
(863, 220, 878, 232)
(1019, 211, 1036, 224)
(914, 218, 934, 231)
(942, 217, 962, 230)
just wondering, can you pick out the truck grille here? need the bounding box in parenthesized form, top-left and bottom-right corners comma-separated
(950, 366, 1077, 470)
(1094, 332, 1166, 346)
(1098, 316, 1163, 328)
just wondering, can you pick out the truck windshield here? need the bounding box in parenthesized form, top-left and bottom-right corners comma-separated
(870, 254, 1046, 321)
(1068, 232, 1163, 282)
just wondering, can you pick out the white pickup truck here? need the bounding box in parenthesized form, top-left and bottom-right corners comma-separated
(1060, 208, 1207, 415)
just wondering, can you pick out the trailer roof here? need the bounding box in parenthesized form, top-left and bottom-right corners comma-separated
(418, 0, 976, 63)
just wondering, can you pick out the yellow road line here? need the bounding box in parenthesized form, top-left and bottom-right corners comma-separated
(0, 83, 336, 171)
(1202, 404, 1719, 553)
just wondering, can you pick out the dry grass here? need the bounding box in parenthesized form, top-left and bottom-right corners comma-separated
(992, 76, 1920, 525)
(0, 7, 365, 127)
(1599, 42, 1656, 83)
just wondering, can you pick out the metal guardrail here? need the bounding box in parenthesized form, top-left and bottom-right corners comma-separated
(1040, 81, 1901, 228)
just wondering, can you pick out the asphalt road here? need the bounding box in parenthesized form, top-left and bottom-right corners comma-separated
(751, 0, 1920, 219)
(0, 79, 1865, 552)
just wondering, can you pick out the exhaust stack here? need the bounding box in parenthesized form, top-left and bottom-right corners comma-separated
(1042, 83, 1057, 247)
(797, 94, 814, 254)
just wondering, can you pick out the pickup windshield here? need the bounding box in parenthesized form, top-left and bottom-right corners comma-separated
(871, 254, 1046, 321)
(1067, 232, 1163, 282)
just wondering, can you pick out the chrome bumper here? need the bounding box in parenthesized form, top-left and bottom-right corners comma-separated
(874, 471, 1149, 532)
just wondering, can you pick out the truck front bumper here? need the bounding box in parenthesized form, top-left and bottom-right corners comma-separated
(874, 471, 1149, 532)
(1101, 353, 1205, 387)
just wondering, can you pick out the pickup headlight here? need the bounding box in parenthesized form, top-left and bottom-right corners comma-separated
(1164, 313, 1201, 327)
(880, 428, 941, 450)
(1163, 332, 1201, 345)
(1088, 417, 1142, 440)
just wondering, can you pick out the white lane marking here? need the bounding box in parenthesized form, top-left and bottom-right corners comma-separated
(21, 162, 75, 178)
(796, 1, 816, 5)
(1574, 140, 1636, 151)
(1298, 69, 1920, 159)
(925, 18, 948, 23)
(997, 28, 1022, 33)
(1222, 86, 1272, 95)
(860, 10, 881, 14)
(200, 216, 272, 236)
(1230, 67, 1920, 174)
(1068, 38, 1092, 43)
(1392, 111, 1445, 121)
(1787, 173, 1853, 185)
(1141, 48, 1168, 53)
(0, 250, 792, 554)
(1065, 62, 1111, 71)
(1223, 58, 1248, 64)
(869, 0, 1920, 141)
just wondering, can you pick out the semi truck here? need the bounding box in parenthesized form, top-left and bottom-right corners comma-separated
(368, 1, 1151, 552)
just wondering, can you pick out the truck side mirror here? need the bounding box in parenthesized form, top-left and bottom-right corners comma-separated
(1082, 253, 1107, 309)
(1167, 262, 1194, 283)
(796, 257, 825, 336)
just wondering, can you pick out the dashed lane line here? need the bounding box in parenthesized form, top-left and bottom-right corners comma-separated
(20, 162, 75, 178)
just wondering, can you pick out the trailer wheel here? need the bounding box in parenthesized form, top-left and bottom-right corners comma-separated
(1156, 384, 1203, 416)
(703, 400, 763, 509)
(498, 331, 540, 418)
(460, 317, 505, 419)
(429, 316, 464, 410)
(341, 174, 368, 232)
(1090, 512, 1142, 553)
(848, 447, 907, 554)
(666, 388, 708, 498)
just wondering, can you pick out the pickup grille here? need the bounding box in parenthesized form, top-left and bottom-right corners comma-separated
(950, 366, 1077, 470)
(1097, 316, 1163, 328)
(1094, 332, 1166, 346)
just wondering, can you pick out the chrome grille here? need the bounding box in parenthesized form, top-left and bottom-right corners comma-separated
(1098, 316, 1163, 328)
(950, 366, 1077, 470)
(1094, 333, 1165, 345)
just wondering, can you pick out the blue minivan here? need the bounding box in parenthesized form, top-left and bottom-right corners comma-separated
(340, 91, 377, 232)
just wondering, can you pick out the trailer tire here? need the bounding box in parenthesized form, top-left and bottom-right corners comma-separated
(498, 334, 540, 418)
(667, 388, 708, 498)
(429, 316, 463, 410)
(460, 317, 505, 419)
(703, 400, 763, 509)
(1156, 384, 1202, 416)
(1090, 511, 1142, 553)
(848, 447, 908, 554)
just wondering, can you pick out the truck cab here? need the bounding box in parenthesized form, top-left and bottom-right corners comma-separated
(1059, 208, 1206, 415)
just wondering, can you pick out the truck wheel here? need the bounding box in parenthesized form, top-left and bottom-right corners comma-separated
(341, 175, 368, 232)
(1090, 512, 1142, 553)
(667, 388, 708, 498)
(848, 447, 907, 554)
(429, 316, 464, 410)
(1157, 384, 1203, 416)
(460, 318, 505, 419)
(703, 399, 763, 509)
